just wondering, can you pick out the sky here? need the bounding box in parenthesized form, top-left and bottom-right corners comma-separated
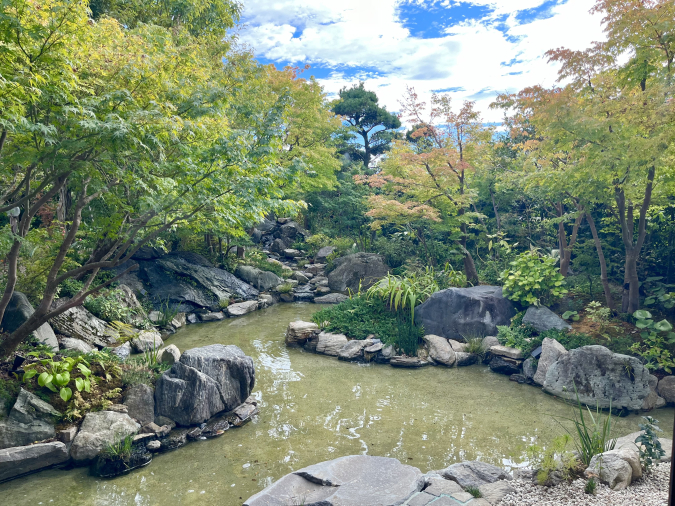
(237, 0, 607, 123)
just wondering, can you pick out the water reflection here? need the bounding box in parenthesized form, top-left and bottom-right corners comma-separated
(2, 302, 673, 506)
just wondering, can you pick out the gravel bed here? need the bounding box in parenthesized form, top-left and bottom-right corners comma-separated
(500, 463, 670, 506)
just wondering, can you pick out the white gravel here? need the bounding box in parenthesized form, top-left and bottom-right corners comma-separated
(500, 463, 670, 506)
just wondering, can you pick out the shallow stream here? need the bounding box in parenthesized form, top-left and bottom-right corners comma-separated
(2, 302, 673, 505)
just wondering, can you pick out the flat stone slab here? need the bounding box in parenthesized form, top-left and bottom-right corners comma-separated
(314, 293, 349, 304)
(438, 460, 512, 489)
(0, 442, 69, 482)
(227, 300, 259, 317)
(390, 356, 429, 367)
(489, 345, 523, 360)
(244, 455, 423, 506)
(316, 332, 349, 356)
(478, 481, 516, 504)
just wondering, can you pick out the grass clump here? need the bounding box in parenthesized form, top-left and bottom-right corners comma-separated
(277, 283, 294, 294)
(101, 435, 134, 460)
(465, 486, 482, 498)
(585, 478, 596, 495)
(464, 337, 486, 358)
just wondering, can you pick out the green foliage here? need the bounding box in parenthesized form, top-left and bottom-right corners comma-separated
(500, 250, 567, 306)
(153, 299, 180, 328)
(584, 301, 620, 339)
(101, 435, 134, 460)
(0, 378, 20, 419)
(496, 324, 540, 355)
(556, 386, 616, 466)
(526, 435, 580, 486)
(366, 268, 441, 321)
(395, 311, 424, 356)
(107, 322, 139, 344)
(276, 283, 294, 294)
(585, 478, 597, 495)
(464, 337, 486, 358)
(121, 364, 155, 387)
(635, 416, 666, 472)
(22, 353, 93, 402)
(312, 297, 399, 341)
(562, 311, 579, 321)
(630, 310, 675, 373)
(465, 486, 482, 498)
(84, 290, 136, 323)
(243, 249, 285, 277)
(642, 276, 675, 312)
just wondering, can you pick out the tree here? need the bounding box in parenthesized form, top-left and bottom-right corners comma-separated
(331, 83, 401, 169)
(0, 0, 302, 357)
(357, 88, 491, 283)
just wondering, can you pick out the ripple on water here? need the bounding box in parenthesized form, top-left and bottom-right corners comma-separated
(1, 302, 673, 506)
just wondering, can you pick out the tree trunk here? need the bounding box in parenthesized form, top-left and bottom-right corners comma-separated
(490, 189, 501, 231)
(586, 211, 614, 310)
(615, 166, 655, 314)
(555, 202, 583, 277)
(236, 246, 245, 259)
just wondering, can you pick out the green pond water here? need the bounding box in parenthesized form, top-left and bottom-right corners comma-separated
(2, 302, 673, 505)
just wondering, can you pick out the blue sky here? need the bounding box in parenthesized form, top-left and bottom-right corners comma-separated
(238, 0, 605, 122)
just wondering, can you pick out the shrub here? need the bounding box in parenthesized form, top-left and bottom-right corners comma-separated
(312, 297, 399, 341)
(0, 378, 20, 419)
(496, 324, 541, 355)
(500, 250, 567, 306)
(22, 352, 94, 402)
(636, 416, 666, 472)
(276, 283, 294, 294)
(585, 478, 596, 495)
(366, 268, 441, 321)
(526, 435, 580, 486)
(84, 290, 136, 323)
(630, 310, 675, 373)
(242, 249, 284, 276)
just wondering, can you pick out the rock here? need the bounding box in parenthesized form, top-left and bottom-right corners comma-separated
(154, 415, 176, 430)
(235, 265, 283, 291)
(448, 339, 468, 353)
(424, 476, 464, 496)
(171, 312, 186, 328)
(482, 336, 500, 350)
(306, 263, 326, 275)
(315, 286, 331, 295)
(479, 481, 516, 505)
(91, 444, 152, 477)
(199, 311, 224, 322)
(158, 344, 181, 365)
(423, 335, 456, 366)
(415, 286, 516, 341)
(257, 294, 275, 309)
(155, 251, 259, 302)
(112, 284, 148, 325)
(438, 460, 512, 488)
(270, 238, 287, 255)
(522, 357, 537, 381)
(338, 339, 373, 361)
(327, 253, 389, 293)
(316, 246, 336, 262)
(286, 321, 319, 346)
(522, 306, 571, 333)
(314, 293, 349, 304)
(390, 356, 429, 367)
(510, 374, 528, 383)
(110, 342, 131, 360)
(0, 389, 61, 450)
(160, 427, 190, 451)
(60, 337, 94, 354)
(543, 346, 652, 410)
(283, 248, 302, 258)
(130, 330, 164, 352)
(585, 448, 639, 490)
(279, 292, 294, 302)
(155, 345, 255, 426)
(316, 332, 349, 356)
(0, 442, 69, 482)
(70, 411, 140, 463)
(57, 426, 78, 444)
(1, 292, 58, 351)
(132, 245, 165, 260)
(489, 356, 522, 375)
(658, 376, 675, 403)
(244, 455, 423, 506)
(532, 338, 567, 386)
(293, 271, 309, 284)
(490, 345, 523, 360)
(147, 440, 161, 452)
(123, 384, 155, 426)
(455, 352, 479, 367)
(50, 298, 119, 348)
(226, 300, 258, 317)
(140, 422, 161, 434)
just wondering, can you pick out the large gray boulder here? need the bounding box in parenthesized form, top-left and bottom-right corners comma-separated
(533, 338, 567, 386)
(286, 321, 319, 346)
(59, 337, 94, 354)
(123, 384, 155, 426)
(227, 300, 259, 317)
(316, 332, 349, 356)
(155, 344, 255, 426)
(543, 346, 652, 410)
(327, 253, 389, 293)
(658, 376, 675, 404)
(316, 246, 336, 262)
(234, 265, 283, 292)
(338, 339, 373, 361)
(244, 455, 423, 506)
(522, 306, 571, 333)
(130, 330, 163, 352)
(1, 292, 58, 351)
(0, 389, 61, 450)
(49, 298, 119, 348)
(0, 442, 69, 482)
(70, 411, 140, 463)
(437, 460, 512, 488)
(415, 286, 516, 341)
(585, 448, 640, 490)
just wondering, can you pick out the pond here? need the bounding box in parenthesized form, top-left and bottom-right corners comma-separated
(2, 302, 673, 505)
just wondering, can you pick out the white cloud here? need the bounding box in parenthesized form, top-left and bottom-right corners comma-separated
(239, 0, 605, 123)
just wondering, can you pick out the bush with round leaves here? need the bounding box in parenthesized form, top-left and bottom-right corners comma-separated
(500, 250, 567, 306)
